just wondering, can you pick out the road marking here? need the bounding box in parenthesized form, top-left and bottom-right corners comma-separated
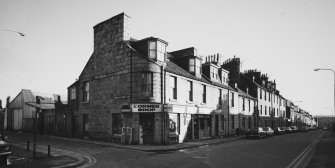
(286, 133, 323, 168)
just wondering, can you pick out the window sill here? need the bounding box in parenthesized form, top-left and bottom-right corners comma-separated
(169, 98, 178, 103)
(186, 100, 194, 104)
(81, 101, 89, 104)
(200, 102, 206, 105)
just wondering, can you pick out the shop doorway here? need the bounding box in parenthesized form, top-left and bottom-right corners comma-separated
(139, 113, 155, 144)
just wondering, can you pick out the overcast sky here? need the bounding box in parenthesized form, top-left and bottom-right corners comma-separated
(1, 0, 335, 116)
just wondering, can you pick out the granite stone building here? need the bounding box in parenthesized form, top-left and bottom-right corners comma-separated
(67, 13, 240, 145)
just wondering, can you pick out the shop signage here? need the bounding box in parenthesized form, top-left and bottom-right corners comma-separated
(131, 104, 162, 112)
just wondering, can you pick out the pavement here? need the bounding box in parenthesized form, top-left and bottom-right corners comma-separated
(306, 131, 335, 168)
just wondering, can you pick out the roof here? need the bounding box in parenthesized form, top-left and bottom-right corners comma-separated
(165, 58, 235, 91)
(25, 102, 55, 110)
(237, 88, 257, 100)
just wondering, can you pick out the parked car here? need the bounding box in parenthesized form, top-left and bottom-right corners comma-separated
(262, 127, 274, 136)
(246, 127, 267, 139)
(0, 136, 11, 167)
(274, 127, 285, 135)
(290, 126, 298, 133)
(299, 126, 308, 133)
(284, 127, 293, 133)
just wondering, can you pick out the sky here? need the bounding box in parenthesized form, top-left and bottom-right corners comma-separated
(1, 0, 335, 116)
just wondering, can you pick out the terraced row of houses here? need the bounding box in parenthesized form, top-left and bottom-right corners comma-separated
(3, 13, 316, 145)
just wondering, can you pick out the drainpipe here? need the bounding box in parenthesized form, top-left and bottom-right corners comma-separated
(227, 90, 230, 136)
(160, 65, 165, 144)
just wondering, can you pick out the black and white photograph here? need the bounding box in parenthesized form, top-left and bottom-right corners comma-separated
(1, 0, 335, 167)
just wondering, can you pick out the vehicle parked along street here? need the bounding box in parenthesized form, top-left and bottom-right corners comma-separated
(246, 127, 267, 139)
(263, 127, 274, 137)
(274, 127, 285, 135)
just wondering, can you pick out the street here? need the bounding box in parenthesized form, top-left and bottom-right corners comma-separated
(90, 131, 324, 168)
(6, 129, 333, 168)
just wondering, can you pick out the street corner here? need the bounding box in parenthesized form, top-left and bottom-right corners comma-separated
(6, 146, 78, 168)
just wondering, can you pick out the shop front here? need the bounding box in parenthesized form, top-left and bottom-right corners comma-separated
(131, 103, 162, 145)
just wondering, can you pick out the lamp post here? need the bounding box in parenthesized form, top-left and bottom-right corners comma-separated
(314, 68, 335, 132)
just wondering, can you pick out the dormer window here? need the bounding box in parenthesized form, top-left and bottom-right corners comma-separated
(189, 58, 201, 74)
(149, 40, 166, 62)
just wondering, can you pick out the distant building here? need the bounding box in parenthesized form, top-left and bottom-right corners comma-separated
(6, 89, 66, 133)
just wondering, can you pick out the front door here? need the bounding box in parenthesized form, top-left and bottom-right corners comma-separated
(139, 113, 155, 144)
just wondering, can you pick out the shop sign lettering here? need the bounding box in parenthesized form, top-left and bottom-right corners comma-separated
(131, 104, 162, 112)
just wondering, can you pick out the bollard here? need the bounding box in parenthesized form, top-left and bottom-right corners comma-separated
(27, 141, 30, 151)
(48, 145, 50, 157)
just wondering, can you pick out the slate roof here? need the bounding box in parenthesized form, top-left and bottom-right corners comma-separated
(26, 102, 55, 110)
(236, 87, 257, 100)
(165, 58, 236, 91)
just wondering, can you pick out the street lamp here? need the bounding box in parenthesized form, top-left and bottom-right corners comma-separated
(314, 68, 335, 131)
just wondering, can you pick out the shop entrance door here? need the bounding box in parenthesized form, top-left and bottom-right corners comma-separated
(139, 113, 155, 144)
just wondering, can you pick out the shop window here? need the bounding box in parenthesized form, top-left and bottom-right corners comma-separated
(141, 72, 153, 97)
(83, 82, 89, 102)
(200, 118, 205, 130)
(242, 117, 246, 128)
(112, 113, 122, 135)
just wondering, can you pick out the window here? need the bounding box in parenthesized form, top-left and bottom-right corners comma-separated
(112, 113, 122, 134)
(70, 88, 76, 100)
(189, 58, 195, 72)
(260, 105, 263, 115)
(188, 81, 193, 101)
(170, 76, 177, 99)
(195, 59, 201, 74)
(149, 41, 166, 62)
(265, 106, 267, 115)
(269, 93, 271, 102)
(231, 92, 234, 107)
(141, 72, 153, 97)
(202, 85, 206, 103)
(210, 68, 214, 78)
(157, 41, 166, 62)
(248, 100, 251, 111)
(277, 108, 279, 116)
(264, 91, 267, 100)
(83, 82, 89, 102)
(219, 89, 222, 105)
(149, 41, 156, 59)
(242, 98, 245, 111)
(269, 107, 271, 115)
(260, 89, 262, 99)
(242, 117, 245, 128)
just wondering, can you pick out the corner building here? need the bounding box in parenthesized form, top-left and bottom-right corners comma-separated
(68, 13, 237, 145)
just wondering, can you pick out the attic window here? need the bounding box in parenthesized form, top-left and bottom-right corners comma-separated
(189, 58, 195, 72)
(149, 40, 166, 62)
